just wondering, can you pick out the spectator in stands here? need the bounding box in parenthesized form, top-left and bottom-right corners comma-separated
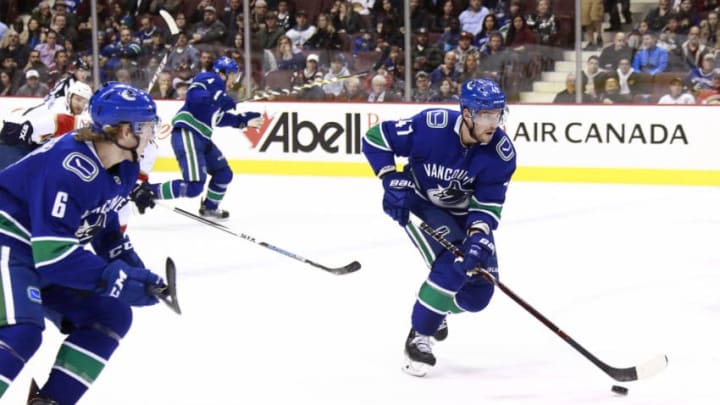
(25, 18, 43, 50)
(582, 55, 606, 98)
(657, 76, 696, 103)
(331, 1, 362, 34)
(172, 13, 190, 38)
(459, 0, 490, 36)
(695, 70, 720, 103)
(135, 15, 162, 48)
(430, 50, 460, 90)
(189, 6, 227, 46)
(16, 69, 49, 97)
(22, 50, 49, 82)
(149, 71, 176, 99)
(581, 0, 604, 49)
(0, 69, 15, 96)
(375, 0, 402, 33)
(198, 50, 215, 73)
(632, 33, 669, 75)
(553, 73, 594, 103)
(599, 32, 634, 70)
(676, 0, 700, 34)
(658, 16, 682, 52)
(616, 57, 647, 98)
(500, 0, 524, 33)
(644, 0, 676, 32)
(258, 11, 286, 50)
(367, 73, 398, 102)
(408, 0, 432, 32)
(34, 29, 63, 70)
(166, 32, 200, 71)
(304, 12, 343, 63)
(353, 29, 376, 55)
(687, 53, 719, 92)
(526, 0, 557, 48)
(505, 15, 538, 55)
(0, 31, 30, 68)
(101, 27, 142, 71)
(473, 14, 498, 52)
(627, 21, 650, 51)
(277, 0, 294, 31)
(337, 76, 368, 101)
(411, 27, 443, 74)
(411, 70, 437, 101)
(699, 11, 719, 49)
(174, 78, 190, 100)
(673, 25, 708, 69)
(141, 31, 168, 66)
(430, 77, 460, 102)
(363, 64, 394, 91)
(31, 2, 53, 30)
(50, 13, 77, 47)
(274, 35, 305, 71)
(323, 53, 351, 97)
(250, 0, 270, 33)
(596, 76, 627, 103)
(479, 31, 509, 83)
(48, 49, 70, 88)
(431, 0, 456, 33)
(458, 52, 483, 83)
(435, 17, 461, 52)
(287, 10, 317, 50)
(453, 32, 479, 73)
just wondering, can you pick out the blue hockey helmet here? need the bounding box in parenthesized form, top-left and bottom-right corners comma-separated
(459, 78, 506, 113)
(89, 82, 159, 139)
(213, 56, 239, 74)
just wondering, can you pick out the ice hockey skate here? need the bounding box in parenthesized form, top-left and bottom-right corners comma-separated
(433, 318, 448, 342)
(27, 379, 58, 405)
(198, 199, 229, 220)
(402, 329, 436, 377)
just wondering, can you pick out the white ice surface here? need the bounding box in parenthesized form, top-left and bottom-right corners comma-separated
(5, 174, 720, 404)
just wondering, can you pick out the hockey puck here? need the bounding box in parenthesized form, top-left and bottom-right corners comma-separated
(611, 385, 629, 395)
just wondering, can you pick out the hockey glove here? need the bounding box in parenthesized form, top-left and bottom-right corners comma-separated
(95, 231, 145, 268)
(454, 232, 496, 275)
(100, 259, 164, 307)
(129, 182, 157, 214)
(237, 112, 263, 129)
(381, 171, 414, 226)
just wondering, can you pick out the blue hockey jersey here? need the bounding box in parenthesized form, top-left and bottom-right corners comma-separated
(0, 135, 138, 290)
(362, 108, 516, 231)
(171, 71, 243, 139)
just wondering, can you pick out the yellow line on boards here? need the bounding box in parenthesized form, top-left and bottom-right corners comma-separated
(152, 158, 720, 186)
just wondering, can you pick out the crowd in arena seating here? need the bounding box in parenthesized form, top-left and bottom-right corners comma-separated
(0, 0, 718, 104)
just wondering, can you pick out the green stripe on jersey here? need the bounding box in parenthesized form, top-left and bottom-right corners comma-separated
(364, 125, 391, 151)
(172, 111, 213, 138)
(32, 239, 77, 266)
(55, 342, 107, 385)
(0, 213, 31, 245)
(0, 375, 11, 396)
(417, 281, 455, 314)
(469, 198, 503, 222)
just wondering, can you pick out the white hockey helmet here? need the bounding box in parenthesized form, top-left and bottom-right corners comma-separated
(68, 81, 93, 101)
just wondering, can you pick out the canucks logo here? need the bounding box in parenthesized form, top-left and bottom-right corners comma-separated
(428, 179, 472, 208)
(75, 213, 107, 243)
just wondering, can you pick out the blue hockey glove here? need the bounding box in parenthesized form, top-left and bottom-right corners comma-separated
(100, 259, 164, 307)
(237, 111, 262, 129)
(381, 171, 414, 226)
(454, 232, 496, 275)
(95, 231, 145, 268)
(129, 181, 157, 214)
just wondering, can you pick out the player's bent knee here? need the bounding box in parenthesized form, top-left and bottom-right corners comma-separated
(183, 181, 206, 198)
(211, 165, 233, 184)
(0, 323, 43, 361)
(93, 297, 134, 338)
(454, 282, 495, 313)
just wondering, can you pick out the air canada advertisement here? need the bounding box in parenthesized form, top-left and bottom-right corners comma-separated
(0, 98, 716, 171)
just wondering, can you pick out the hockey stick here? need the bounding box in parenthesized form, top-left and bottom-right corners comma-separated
(146, 10, 181, 93)
(408, 214, 668, 382)
(148, 257, 182, 314)
(239, 70, 371, 103)
(160, 204, 361, 275)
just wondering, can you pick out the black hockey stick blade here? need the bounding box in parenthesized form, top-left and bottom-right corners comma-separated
(151, 257, 181, 315)
(311, 259, 362, 275)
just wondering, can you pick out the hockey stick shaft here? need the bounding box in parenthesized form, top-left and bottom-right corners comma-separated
(409, 214, 667, 382)
(159, 204, 360, 275)
(147, 10, 180, 93)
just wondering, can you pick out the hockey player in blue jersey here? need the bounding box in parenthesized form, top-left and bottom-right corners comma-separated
(0, 82, 166, 404)
(362, 78, 517, 377)
(134, 56, 263, 219)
